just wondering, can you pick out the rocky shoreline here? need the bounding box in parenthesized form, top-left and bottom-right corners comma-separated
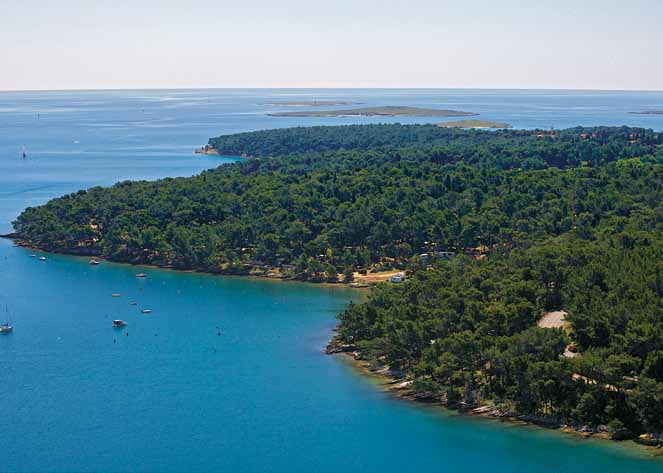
(194, 145, 220, 155)
(194, 145, 254, 158)
(326, 335, 663, 451)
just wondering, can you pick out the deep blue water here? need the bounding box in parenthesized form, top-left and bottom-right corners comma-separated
(2, 89, 663, 472)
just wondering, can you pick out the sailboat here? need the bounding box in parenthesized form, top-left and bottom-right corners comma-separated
(0, 306, 13, 334)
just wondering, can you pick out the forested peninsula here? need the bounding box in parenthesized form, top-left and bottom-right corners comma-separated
(12, 124, 663, 443)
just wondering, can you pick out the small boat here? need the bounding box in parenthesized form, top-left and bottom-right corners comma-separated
(1, 306, 14, 334)
(135, 273, 147, 278)
(111, 293, 122, 297)
(39, 256, 46, 261)
(141, 309, 152, 314)
(89, 259, 100, 265)
(29, 254, 37, 258)
(349, 282, 370, 288)
(112, 319, 127, 328)
(129, 301, 138, 306)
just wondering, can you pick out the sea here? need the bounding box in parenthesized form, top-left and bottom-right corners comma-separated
(2, 89, 663, 473)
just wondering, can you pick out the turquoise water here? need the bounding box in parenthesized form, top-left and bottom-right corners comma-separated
(2, 89, 663, 472)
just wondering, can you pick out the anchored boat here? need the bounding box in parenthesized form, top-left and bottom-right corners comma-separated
(1, 306, 13, 334)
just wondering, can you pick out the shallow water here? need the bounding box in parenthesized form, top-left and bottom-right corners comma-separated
(2, 89, 663, 472)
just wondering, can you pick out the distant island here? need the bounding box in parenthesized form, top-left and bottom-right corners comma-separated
(437, 119, 512, 129)
(630, 111, 663, 115)
(263, 100, 359, 107)
(267, 106, 478, 118)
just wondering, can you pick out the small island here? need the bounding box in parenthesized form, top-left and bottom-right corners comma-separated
(267, 105, 478, 118)
(437, 119, 512, 129)
(263, 100, 359, 107)
(629, 111, 663, 115)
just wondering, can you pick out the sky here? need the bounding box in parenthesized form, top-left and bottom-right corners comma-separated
(2, 0, 662, 91)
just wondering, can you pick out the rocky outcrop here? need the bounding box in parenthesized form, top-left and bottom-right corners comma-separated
(636, 433, 662, 447)
(325, 336, 356, 355)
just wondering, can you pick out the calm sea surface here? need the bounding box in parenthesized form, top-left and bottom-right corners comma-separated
(2, 89, 663, 472)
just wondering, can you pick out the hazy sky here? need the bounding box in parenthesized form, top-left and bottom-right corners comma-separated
(2, 0, 662, 91)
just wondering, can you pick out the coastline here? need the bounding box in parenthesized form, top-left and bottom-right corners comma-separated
(266, 106, 479, 118)
(193, 145, 253, 158)
(1, 235, 372, 291)
(4, 240, 662, 460)
(194, 146, 253, 158)
(3, 238, 660, 459)
(437, 119, 512, 129)
(326, 336, 663, 456)
(194, 147, 220, 155)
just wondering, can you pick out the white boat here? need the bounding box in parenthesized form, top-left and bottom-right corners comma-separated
(112, 319, 127, 328)
(141, 309, 152, 314)
(39, 256, 46, 261)
(1, 306, 13, 334)
(89, 259, 100, 265)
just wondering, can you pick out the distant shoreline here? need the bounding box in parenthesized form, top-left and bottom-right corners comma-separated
(437, 119, 512, 129)
(262, 100, 360, 107)
(268, 105, 478, 118)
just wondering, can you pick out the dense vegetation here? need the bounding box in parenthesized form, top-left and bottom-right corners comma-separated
(13, 124, 663, 437)
(338, 234, 663, 438)
(208, 123, 659, 159)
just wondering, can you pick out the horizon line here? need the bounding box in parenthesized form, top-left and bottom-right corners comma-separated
(2, 86, 663, 94)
